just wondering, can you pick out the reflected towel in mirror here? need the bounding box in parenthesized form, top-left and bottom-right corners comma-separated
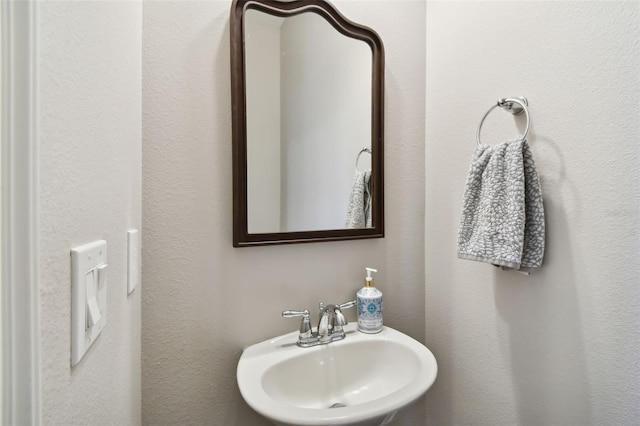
(346, 169, 372, 228)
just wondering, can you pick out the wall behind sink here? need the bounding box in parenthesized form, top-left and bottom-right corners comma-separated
(142, 1, 426, 424)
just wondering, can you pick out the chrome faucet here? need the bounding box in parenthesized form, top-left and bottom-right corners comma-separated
(283, 300, 356, 348)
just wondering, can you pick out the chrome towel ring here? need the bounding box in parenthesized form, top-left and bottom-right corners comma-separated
(476, 97, 530, 146)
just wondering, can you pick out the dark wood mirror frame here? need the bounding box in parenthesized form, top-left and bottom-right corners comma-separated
(230, 0, 385, 247)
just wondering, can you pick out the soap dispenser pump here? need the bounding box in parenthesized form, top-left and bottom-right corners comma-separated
(357, 267, 383, 333)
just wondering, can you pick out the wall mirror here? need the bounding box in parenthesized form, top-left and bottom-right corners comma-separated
(230, 0, 384, 247)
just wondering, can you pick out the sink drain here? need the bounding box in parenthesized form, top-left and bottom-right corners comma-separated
(329, 402, 347, 409)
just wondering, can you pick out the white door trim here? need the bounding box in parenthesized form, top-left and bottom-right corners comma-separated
(1, 0, 41, 424)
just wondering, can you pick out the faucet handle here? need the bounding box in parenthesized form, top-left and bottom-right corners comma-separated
(334, 309, 347, 328)
(339, 300, 356, 310)
(282, 309, 309, 318)
(282, 309, 312, 339)
(332, 301, 356, 331)
(325, 301, 352, 337)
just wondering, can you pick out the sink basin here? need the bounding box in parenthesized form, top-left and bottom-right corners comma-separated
(237, 323, 437, 426)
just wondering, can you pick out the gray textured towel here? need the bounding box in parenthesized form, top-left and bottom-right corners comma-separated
(457, 138, 545, 272)
(345, 169, 372, 228)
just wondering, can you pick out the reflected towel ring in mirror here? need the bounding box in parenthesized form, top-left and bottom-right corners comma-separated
(476, 97, 530, 146)
(355, 147, 372, 172)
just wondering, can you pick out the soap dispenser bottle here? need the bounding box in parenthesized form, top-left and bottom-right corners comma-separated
(357, 267, 383, 333)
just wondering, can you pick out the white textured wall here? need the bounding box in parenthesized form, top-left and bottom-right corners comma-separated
(142, 0, 425, 424)
(38, 2, 142, 424)
(425, 2, 640, 425)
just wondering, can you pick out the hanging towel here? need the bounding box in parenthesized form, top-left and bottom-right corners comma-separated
(457, 138, 545, 272)
(346, 169, 372, 228)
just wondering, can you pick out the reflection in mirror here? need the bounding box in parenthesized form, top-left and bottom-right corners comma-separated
(244, 9, 372, 233)
(230, 0, 384, 246)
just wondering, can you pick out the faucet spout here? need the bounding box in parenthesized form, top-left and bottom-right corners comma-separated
(317, 304, 338, 341)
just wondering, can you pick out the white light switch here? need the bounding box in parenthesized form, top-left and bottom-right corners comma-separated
(85, 269, 101, 327)
(127, 230, 139, 295)
(71, 240, 107, 366)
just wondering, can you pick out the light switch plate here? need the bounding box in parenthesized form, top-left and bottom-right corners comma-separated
(71, 240, 107, 366)
(127, 229, 139, 294)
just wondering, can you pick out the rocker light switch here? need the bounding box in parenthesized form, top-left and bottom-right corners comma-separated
(85, 269, 101, 327)
(71, 240, 108, 366)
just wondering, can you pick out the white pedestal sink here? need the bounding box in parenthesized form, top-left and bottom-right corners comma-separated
(237, 324, 437, 426)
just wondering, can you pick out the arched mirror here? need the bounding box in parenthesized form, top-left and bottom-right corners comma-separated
(230, 0, 384, 247)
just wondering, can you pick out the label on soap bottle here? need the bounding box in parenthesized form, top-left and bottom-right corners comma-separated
(357, 295, 383, 333)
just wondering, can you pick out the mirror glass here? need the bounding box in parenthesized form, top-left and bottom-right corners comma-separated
(245, 9, 372, 233)
(231, 0, 384, 246)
